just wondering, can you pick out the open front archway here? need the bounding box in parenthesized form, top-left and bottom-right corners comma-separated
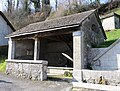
(38, 33, 73, 67)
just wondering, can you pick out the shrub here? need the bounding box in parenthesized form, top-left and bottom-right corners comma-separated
(64, 71, 72, 77)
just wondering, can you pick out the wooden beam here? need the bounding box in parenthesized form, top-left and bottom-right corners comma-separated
(44, 36, 62, 42)
(37, 27, 78, 38)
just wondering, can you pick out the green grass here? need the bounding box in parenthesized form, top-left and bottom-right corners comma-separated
(115, 8, 120, 15)
(97, 29, 120, 48)
(0, 57, 6, 72)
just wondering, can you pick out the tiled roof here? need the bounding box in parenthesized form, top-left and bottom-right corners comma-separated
(7, 10, 95, 38)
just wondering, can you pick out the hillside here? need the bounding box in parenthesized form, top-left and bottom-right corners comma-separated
(3, 0, 120, 31)
(95, 29, 120, 48)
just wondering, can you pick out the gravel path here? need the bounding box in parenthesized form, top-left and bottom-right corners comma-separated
(0, 72, 72, 91)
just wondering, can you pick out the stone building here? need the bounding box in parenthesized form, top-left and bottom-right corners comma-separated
(101, 13, 120, 31)
(0, 11, 15, 55)
(93, 39, 120, 70)
(6, 10, 106, 82)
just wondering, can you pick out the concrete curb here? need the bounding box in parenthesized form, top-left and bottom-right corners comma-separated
(73, 82, 120, 91)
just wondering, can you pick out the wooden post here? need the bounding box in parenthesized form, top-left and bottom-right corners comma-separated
(73, 31, 84, 82)
(8, 38, 15, 60)
(34, 38, 40, 60)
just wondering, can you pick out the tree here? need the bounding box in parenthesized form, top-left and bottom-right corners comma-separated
(42, 0, 51, 18)
(7, 0, 13, 15)
(55, 0, 58, 11)
(95, 0, 101, 7)
(79, 0, 82, 5)
(30, 0, 41, 12)
(108, 0, 113, 10)
(68, 0, 71, 12)
(89, 0, 93, 4)
(23, 0, 29, 12)
(42, 0, 50, 5)
(21, 0, 31, 13)
(16, 0, 19, 9)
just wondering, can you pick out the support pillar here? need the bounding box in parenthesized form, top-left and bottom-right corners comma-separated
(34, 38, 40, 60)
(8, 38, 15, 60)
(73, 31, 84, 82)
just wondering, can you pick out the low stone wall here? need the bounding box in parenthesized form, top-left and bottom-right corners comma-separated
(91, 39, 120, 70)
(82, 69, 120, 86)
(6, 60, 48, 81)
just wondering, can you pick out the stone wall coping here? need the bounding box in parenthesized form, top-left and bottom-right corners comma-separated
(48, 66, 73, 70)
(73, 82, 120, 90)
(6, 59, 48, 65)
(82, 69, 120, 72)
(93, 38, 120, 61)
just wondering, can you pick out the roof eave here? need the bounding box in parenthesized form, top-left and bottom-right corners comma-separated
(6, 24, 80, 38)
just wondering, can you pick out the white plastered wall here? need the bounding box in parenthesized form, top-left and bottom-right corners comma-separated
(102, 16, 115, 30)
(0, 15, 13, 46)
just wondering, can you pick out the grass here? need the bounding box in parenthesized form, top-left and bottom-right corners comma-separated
(0, 57, 6, 72)
(97, 29, 120, 48)
(115, 8, 120, 15)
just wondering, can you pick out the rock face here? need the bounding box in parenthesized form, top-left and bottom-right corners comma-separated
(6, 60, 48, 81)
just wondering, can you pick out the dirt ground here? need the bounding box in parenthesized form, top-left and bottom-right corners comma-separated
(0, 72, 72, 91)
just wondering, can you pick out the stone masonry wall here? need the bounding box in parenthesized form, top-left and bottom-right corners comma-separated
(81, 13, 105, 68)
(6, 60, 48, 81)
(82, 69, 120, 86)
(89, 48, 107, 67)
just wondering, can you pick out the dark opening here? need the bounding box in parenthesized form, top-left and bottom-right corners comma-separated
(39, 33, 73, 67)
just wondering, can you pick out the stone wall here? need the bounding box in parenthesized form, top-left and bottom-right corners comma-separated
(89, 48, 107, 66)
(6, 60, 48, 81)
(92, 39, 120, 70)
(81, 13, 105, 68)
(82, 69, 120, 86)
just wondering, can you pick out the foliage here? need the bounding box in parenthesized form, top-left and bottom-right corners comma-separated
(115, 8, 120, 15)
(98, 1, 120, 15)
(42, 0, 50, 5)
(48, 2, 93, 20)
(3, 0, 120, 31)
(63, 5, 89, 16)
(0, 56, 6, 72)
(64, 71, 72, 77)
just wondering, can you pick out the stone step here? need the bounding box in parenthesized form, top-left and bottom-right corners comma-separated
(73, 82, 120, 91)
(47, 67, 73, 75)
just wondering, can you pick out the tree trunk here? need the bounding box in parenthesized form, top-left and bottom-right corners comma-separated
(55, 0, 58, 11)
(23, 0, 29, 12)
(79, 0, 82, 5)
(7, 0, 13, 15)
(16, 0, 19, 9)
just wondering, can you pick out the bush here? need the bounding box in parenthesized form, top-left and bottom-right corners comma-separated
(64, 71, 72, 77)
